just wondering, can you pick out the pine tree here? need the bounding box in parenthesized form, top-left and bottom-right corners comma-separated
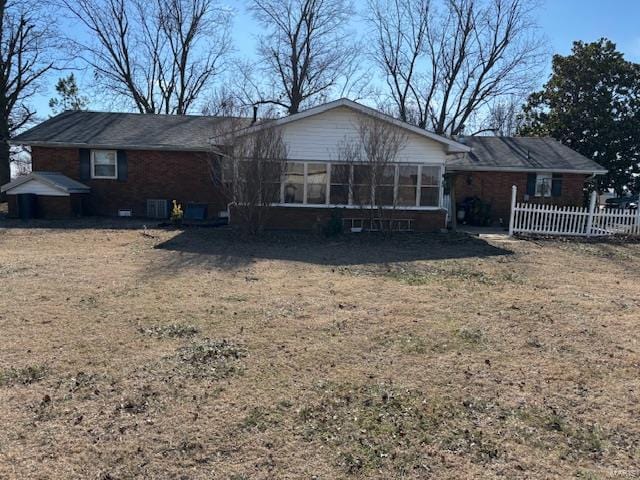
(49, 74, 89, 115)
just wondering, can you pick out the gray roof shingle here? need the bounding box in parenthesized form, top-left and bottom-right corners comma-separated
(1, 172, 90, 193)
(449, 136, 607, 173)
(12, 110, 249, 151)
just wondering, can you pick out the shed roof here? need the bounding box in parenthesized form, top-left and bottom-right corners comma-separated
(1, 172, 90, 194)
(448, 136, 607, 174)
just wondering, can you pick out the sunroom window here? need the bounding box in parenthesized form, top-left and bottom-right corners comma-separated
(330, 164, 350, 204)
(306, 163, 328, 204)
(420, 166, 440, 206)
(397, 165, 418, 206)
(283, 162, 304, 203)
(91, 150, 117, 179)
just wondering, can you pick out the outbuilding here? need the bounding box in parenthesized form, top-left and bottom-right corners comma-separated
(1, 172, 90, 219)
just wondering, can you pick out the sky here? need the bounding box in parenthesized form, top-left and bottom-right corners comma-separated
(31, 0, 640, 117)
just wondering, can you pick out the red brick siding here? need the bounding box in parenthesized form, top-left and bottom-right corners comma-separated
(7, 195, 17, 218)
(230, 206, 446, 232)
(37, 195, 73, 218)
(31, 147, 227, 217)
(453, 171, 588, 224)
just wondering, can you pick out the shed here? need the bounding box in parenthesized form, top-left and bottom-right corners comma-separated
(1, 172, 90, 219)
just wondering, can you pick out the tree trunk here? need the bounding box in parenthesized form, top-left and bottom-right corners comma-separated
(0, 119, 10, 199)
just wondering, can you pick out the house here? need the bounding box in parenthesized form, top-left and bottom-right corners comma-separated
(3, 98, 606, 231)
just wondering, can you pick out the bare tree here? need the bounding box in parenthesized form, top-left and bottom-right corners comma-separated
(336, 116, 408, 232)
(0, 0, 57, 187)
(62, 0, 231, 114)
(482, 96, 524, 136)
(367, 0, 544, 135)
(247, 0, 359, 114)
(209, 119, 287, 234)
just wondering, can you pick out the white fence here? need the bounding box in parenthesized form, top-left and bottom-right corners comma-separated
(509, 186, 640, 237)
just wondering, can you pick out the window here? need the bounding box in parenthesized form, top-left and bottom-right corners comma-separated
(231, 160, 441, 209)
(283, 162, 304, 203)
(91, 150, 117, 179)
(306, 163, 328, 204)
(330, 164, 350, 204)
(352, 164, 372, 205)
(398, 165, 418, 206)
(420, 166, 440, 206)
(375, 165, 396, 206)
(535, 173, 552, 197)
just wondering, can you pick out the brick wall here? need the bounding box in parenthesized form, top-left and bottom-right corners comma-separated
(31, 147, 227, 218)
(453, 171, 588, 224)
(37, 195, 73, 218)
(230, 206, 446, 232)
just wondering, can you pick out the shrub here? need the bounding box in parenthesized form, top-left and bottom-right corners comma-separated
(170, 200, 184, 224)
(323, 209, 344, 237)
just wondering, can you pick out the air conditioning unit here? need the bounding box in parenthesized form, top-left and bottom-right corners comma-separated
(146, 199, 169, 219)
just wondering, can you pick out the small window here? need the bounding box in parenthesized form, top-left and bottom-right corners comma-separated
(535, 173, 552, 197)
(91, 150, 117, 179)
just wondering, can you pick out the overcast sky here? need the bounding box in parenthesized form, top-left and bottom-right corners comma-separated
(31, 0, 640, 118)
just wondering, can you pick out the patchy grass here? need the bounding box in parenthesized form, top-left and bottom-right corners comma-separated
(0, 365, 47, 386)
(0, 221, 639, 479)
(174, 339, 247, 379)
(138, 323, 199, 338)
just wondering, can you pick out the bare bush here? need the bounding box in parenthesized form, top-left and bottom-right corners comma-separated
(209, 119, 288, 234)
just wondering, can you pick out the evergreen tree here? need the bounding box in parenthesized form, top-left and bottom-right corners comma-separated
(520, 39, 640, 194)
(49, 74, 88, 115)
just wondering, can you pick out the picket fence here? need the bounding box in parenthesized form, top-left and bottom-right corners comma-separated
(509, 186, 640, 237)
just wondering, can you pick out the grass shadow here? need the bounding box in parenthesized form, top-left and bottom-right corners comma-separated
(151, 229, 513, 271)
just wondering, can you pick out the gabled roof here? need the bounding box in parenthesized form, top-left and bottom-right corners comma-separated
(11, 110, 249, 152)
(1, 172, 90, 194)
(215, 98, 471, 154)
(448, 136, 607, 174)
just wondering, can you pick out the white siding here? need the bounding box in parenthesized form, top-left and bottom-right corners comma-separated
(281, 106, 448, 164)
(6, 179, 68, 196)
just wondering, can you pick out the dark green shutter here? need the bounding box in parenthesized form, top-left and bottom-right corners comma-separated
(79, 149, 91, 180)
(526, 173, 536, 196)
(117, 150, 128, 181)
(551, 173, 562, 197)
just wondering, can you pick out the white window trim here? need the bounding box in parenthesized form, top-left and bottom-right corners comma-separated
(91, 149, 118, 179)
(534, 172, 553, 198)
(227, 160, 445, 210)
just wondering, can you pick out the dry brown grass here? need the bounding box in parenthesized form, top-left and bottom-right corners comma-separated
(0, 218, 639, 479)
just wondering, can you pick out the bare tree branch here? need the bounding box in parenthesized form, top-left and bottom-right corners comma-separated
(61, 0, 231, 114)
(1, 0, 58, 186)
(367, 0, 545, 135)
(247, 0, 361, 114)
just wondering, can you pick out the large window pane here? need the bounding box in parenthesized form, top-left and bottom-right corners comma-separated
(306, 163, 327, 204)
(421, 166, 440, 186)
(374, 165, 395, 206)
(283, 162, 304, 203)
(353, 164, 371, 205)
(330, 164, 350, 205)
(420, 187, 439, 206)
(397, 165, 418, 206)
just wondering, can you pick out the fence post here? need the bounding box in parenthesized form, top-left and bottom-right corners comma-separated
(586, 190, 597, 237)
(508, 185, 517, 236)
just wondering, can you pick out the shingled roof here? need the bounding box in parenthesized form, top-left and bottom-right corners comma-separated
(12, 110, 249, 151)
(448, 136, 607, 174)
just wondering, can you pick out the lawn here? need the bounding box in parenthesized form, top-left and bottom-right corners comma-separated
(0, 219, 639, 479)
